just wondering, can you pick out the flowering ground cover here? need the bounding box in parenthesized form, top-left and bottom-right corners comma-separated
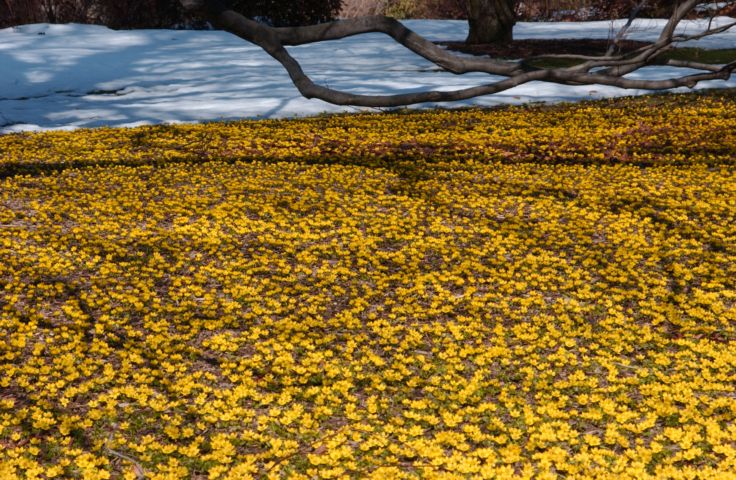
(1, 91, 735, 479)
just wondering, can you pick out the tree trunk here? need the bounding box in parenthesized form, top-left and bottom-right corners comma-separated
(466, 0, 515, 45)
(42, 0, 57, 23)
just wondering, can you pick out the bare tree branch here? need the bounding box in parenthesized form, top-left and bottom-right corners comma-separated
(274, 16, 523, 75)
(605, 0, 649, 57)
(658, 0, 702, 43)
(179, 0, 736, 108)
(662, 59, 723, 73)
(673, 20, 736, 43)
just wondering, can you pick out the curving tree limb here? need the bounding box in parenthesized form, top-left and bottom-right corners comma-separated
(180, 0, 736, 108)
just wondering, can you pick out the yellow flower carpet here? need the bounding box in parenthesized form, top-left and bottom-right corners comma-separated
(1, 92, 735, 479)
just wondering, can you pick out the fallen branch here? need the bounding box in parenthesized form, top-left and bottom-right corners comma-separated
(105, 432, 146, 479)
(179, 0, 735, 108)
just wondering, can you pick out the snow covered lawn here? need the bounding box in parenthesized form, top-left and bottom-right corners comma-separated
(1, 18, 735, 132)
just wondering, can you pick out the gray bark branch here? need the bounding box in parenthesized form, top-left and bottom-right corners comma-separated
(180, 0, 735, 108)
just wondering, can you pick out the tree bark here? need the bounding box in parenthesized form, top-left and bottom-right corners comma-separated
(466, 0, 515, 45)
(177, 0, 736, 108)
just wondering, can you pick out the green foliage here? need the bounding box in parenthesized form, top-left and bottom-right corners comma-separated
(663, 48, 736, 65)
(381, 0, 466, 19)
(384, 0, 421, 19)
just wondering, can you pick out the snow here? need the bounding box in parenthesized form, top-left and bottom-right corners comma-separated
(696, 3, 733, 13)
(1, 18, 735, 133)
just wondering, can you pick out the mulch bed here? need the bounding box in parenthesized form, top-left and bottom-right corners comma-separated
(438, 38, 653, 58)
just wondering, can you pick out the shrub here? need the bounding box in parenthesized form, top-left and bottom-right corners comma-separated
(338, 0, 689, 20)
(1, 0, 94, 27)
(340, 0, 465, 19)
(0, 0, 343, 28)
(230, 0, 343, 26)
(0, 0, 188, 28)
(96, 0, 187, 29)
(338, 0, 386, 17)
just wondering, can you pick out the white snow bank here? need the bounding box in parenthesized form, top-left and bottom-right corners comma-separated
(1, 18, 734, 132)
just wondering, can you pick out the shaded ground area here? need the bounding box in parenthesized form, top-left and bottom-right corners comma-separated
(440, 38, 736, 67)
(439, 38, 653, 58)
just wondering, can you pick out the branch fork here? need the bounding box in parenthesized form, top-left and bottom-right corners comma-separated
(180, 0, 735, 107)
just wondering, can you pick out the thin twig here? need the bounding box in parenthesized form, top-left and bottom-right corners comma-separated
(105, 433, 146, 480)
(606, 0, 649, 57)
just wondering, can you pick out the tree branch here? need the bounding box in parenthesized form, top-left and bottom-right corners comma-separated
(179, 0, 736, 108)
(673, 20, 736, 43)
(605, 0, 649, 57)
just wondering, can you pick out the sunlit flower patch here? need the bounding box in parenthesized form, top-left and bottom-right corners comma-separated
(1, 92, 735, 479)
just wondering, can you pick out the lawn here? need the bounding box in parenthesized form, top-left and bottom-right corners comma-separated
(1, 92, 735, 479)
